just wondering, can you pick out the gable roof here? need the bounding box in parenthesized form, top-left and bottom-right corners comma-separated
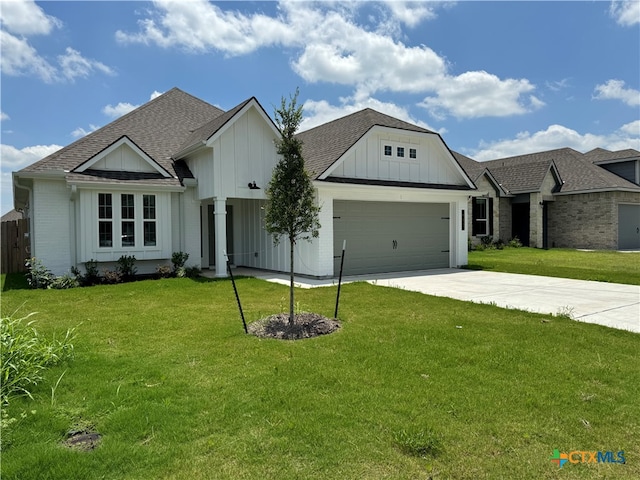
(584, 148, 640, 164)
(19, 88, 224, 186)
(459, 147, 640, 195)
(297, 108, 435, 179)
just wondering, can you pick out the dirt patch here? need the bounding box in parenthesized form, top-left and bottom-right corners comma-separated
(248, 312, 341, 340)
(62, 429, 102, 451)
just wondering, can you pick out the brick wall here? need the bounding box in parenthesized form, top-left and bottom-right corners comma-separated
(548, 191, 640, 249)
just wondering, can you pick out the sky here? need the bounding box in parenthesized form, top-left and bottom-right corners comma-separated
(1, 0, 639, 215)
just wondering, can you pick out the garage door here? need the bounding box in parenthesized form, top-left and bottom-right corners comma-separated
(333, 201, 449, 275)
(618, 204, 640, 249)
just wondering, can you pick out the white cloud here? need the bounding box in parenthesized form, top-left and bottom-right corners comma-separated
(419, 71, 544, 119)
(468, 123, 640, 161)
(116, 1, 539, 121)
(58, 47, 114, 82)
(71, 124, 99, 138)
(610, 0, 640, 26)
(102, 91, 165, 119)
(0, 0, 61, 36)
(150, 90, 163, 100)
(0, 143, 63, 170)
(594, 79, 640, 107)
(1, 111, 9, 121)
(0, 1, 113, 83)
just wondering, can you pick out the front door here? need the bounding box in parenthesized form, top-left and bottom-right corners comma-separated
(208, 205, 233, 266)
(512, 203, 530, 246)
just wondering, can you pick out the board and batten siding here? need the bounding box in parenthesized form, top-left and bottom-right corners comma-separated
(32, 179, 72, 275)
(328, 130, 464, 186)
(89, 143, 158, 173)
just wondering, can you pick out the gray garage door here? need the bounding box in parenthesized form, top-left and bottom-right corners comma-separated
(618, 204, 640, 249)
(333, 201, 450, 275)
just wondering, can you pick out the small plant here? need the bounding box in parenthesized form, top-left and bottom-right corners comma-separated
(508, 237, 523, 248)
(1, 312, 76, 406)
(49, 273, 79, 290)
(25, 257, 54, 289)
(556, 305, 575, 320)
(156, 265, 172, 279)
(116, 255, 137, 280)
(393, 427, 442, 458)
(102, 269, 122, 285)
(171, 252, 190, 277)
(184, 266, 201, 278)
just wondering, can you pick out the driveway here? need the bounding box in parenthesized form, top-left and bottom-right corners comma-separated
(241, 268, 640, 333)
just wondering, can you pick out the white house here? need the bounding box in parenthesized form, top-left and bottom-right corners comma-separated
(12, 88, 476, 278)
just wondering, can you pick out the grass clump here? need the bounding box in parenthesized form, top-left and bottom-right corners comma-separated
(1, 312, 75, 405)
(393, 427, 442, 458)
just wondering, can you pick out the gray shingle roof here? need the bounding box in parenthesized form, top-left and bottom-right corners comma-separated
(297, 108, 435, 179)
(584, 148, 640, 164)
(19, 88, 224, 186)
(459, 147, 640, 194)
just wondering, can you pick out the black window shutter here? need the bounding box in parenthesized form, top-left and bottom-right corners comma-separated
(488, 197, 494, 236)
(471, 197, 478, 236)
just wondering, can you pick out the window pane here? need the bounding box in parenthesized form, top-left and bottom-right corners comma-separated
(99, 221, 112, 247)
(121, 194, 135, 219)
(409, 148, 417, 159)
(99, 193, 112, 219)
(143, 195, 156, 219)
(384, 145, 392, 156)
(122, 221, 135, 247)
(144, 221, 156, 246)
(397, 147, 404, 157)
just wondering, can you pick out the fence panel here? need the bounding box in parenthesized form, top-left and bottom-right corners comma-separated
(1, 219, 30, 274)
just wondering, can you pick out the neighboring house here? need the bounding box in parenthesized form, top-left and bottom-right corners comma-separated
(1, 209, 23, 222)
(12, 88, 475, 277)
(455, 148, 640, 250)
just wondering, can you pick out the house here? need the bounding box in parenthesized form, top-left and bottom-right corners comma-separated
(12, 88, 475, 277)
(455, 148, 640, 250)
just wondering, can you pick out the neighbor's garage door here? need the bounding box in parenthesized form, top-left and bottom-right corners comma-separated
(618, 204, 640, 249)
(333, 201, 449, 275)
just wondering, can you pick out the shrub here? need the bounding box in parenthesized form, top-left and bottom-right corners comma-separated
(156, 265, 172, 279)
(49, 273, 79, 290)
(1, 312, 76, 406)
(184, 266, 201, 278)
(116, 255, 137, 280)
(25, 257, 54, 289)
(508, 237, 523, 248)
(171, 252, 189, 271)
(102, 269, 122, 285)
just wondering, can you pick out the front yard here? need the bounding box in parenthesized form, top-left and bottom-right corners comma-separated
(1, 273, 639, 479)
(467, 248, 640, 285)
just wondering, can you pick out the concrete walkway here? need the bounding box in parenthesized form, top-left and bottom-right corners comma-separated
(223, 268, 640, 334)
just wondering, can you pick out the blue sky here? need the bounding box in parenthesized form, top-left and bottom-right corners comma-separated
(1, 0, 639, 215)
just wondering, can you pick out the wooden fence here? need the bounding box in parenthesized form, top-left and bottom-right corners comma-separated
(1, 219, 30, 274)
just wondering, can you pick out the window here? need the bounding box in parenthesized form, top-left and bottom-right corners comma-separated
(397, 147, 405, 158)
(143, 195, 156, 246)
(409, 148, 417, 159)
(98, 193, 113, 247)
(472, 197, 493, 236)
(96, 193, 158, 248)
(384, 145, 392, 156)
(121, 194, 135, 247)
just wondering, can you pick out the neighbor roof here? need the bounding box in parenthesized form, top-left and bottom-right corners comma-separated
(297, 108, 435, 179)
(19, 88, 225, 186)
(584, 148, 640, 164)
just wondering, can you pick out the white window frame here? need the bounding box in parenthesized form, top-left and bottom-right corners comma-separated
(96, 192, 158, 250)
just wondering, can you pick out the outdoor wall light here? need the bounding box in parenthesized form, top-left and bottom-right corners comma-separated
(248, 181, 260, 189)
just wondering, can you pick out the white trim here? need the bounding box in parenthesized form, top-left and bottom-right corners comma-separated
(75, 136, 172, 178)
(67, 181, 185, 193)
(205, 99, 280, 147)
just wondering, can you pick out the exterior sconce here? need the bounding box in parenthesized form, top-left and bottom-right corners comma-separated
(248, 181, 260, 190)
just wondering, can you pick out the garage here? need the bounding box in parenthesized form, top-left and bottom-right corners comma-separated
(333, 200, 450, 275)
(618, 204, 640, 249)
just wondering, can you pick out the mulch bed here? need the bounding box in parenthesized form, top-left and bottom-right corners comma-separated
(248, 312, 341, 340)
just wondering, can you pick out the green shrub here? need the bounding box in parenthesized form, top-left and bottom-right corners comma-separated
(116, 255, 137, 279)
(48, 273, 79, 290)
(25, 258, 54, 289)
(171, 252, 189, 272)
(184, 266, 201, 278)
(508, 237, 523, 248)
(1, 313, 75, 406)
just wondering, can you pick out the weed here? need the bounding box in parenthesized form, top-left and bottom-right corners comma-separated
(393, 427, 443, 458)
(556, 305, 575, 320)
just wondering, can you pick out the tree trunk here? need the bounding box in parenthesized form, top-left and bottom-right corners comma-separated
(289, 236, 295, 326)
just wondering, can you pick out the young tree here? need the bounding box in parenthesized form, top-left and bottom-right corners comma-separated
(264, 90, 321, 326)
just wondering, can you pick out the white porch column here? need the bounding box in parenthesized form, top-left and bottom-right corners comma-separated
(214, 198, 228, 277)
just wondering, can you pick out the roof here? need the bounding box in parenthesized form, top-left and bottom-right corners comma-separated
(19, 88, 225, 186)
(584, 148, 640, 164)
(458, 147, 640, 195)
(297, 108, 435, 179)
(1, 209, 23, 222)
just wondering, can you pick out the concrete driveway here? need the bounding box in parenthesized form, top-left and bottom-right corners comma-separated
(243, 268, 640, 333)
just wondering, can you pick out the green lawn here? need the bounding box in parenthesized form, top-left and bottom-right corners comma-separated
(467, 248, 640, 285)
(1, 274, 639, 479)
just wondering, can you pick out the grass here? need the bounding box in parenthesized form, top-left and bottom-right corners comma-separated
(1, 273, 639, 479)
(467, 248, 640, 285)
